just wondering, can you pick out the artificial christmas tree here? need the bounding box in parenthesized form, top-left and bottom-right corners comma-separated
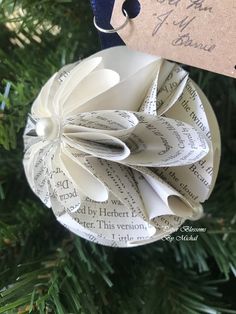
(0, 1, 235, 313)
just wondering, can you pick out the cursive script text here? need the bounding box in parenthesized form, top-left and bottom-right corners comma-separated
(172, 33, 216, 52)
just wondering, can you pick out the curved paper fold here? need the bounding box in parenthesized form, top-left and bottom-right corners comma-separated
(157, 79, 221, 202)
(54, 57, 103, 115)
(144, 174, 203, 220)
(132, 166, 202, 220)
(64, 110, 139, 140)
(156, 62, 189, 114)
(193, 82, 221, 198)
(68, 48, 162, 114)
(63, 132, 130, 161)
(83, 156, 149, 222)
(31, 73, 57, 117)
(23, 140, 50, 197)
(123, 114, 209, 167)
(63, 69, 120, 115)
(47, 150, 82, 213)
(60, 147, 109, 202)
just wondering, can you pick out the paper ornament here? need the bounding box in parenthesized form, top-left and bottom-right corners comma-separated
(23, 46, 220, 247)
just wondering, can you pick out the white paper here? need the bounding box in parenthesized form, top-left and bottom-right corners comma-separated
(23, 47, 220, 247)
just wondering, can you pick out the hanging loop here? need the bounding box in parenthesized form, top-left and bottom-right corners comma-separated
(93, 9, 129, 34)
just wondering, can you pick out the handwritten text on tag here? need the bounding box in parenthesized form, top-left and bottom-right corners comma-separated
(111, 0, 236, 78)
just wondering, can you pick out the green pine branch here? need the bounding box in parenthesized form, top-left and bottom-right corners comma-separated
(0, 1, 235, 313)
(0, 238, 114, 314)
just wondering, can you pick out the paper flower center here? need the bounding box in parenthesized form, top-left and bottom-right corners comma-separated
(35, 117, 60, 140)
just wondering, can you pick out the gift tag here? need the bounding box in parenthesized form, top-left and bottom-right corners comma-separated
(111, 0, 236, 78)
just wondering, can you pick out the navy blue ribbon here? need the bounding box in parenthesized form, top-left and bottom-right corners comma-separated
(90, 0, 141, 48)
(90, 0, 124, 48)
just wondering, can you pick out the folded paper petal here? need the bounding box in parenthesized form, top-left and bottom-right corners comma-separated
(60, 147, 109, 202)
(67, 48, 162, 114)
(23, 141, 51, 198)
(63, 69, 120, 115)
(57, 57, 103, 109)
(157, 63, 189, 115)
(47, 150, 82, 213)
(64, 110, 139, 140)
(63, 132, 130, 161)
(123, 114, 209, 167)
(31, 73, 57, 117)
(82, 157, 149, 222)
(154, 79, 221, 202)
